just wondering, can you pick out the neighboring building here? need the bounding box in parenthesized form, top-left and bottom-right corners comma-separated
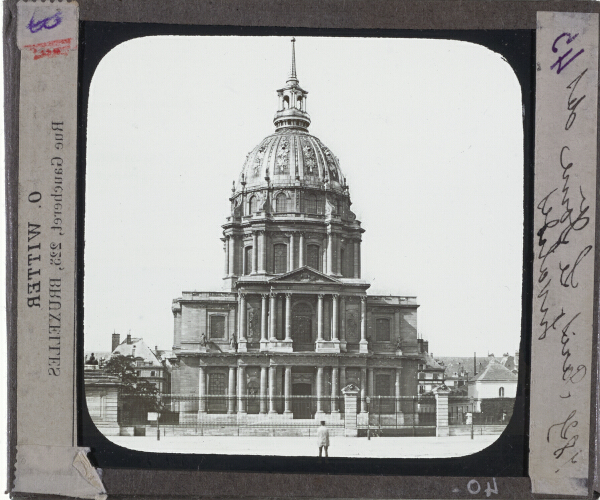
(468, 359, 518, 411)
(84, 368, 121, 436)
(169, 40, 424, 423)
(111, 333, 171, 393)
(416, 341, 445, 394)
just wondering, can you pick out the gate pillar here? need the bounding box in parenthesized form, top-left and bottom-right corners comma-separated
(341, 383, 360, 437)
(433, 384, 451, 437)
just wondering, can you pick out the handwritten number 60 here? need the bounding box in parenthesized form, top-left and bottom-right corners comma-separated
(27, 12, 63, 34)
(467, 478, 498, 497)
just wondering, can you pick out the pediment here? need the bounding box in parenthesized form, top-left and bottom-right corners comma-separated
(269, 266, 341, 284)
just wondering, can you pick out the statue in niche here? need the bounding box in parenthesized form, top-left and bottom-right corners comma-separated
(199, 333, 207, 347)
(230, 334, 237, 351)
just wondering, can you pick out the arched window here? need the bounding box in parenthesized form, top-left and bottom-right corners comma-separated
(499, 387, 505, 397)
(283, 95, 290, 109)
(305, 194, 317, 214)
(276, 193, 288, 213)
(307, 244, 320, 271)
(244, 246, 253, 275)
(297, 96, 303, 110)
(248, 196, 257, 214)
(273, 244, 287, 274)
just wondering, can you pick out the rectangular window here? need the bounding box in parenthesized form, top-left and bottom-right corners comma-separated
(375, 318, 391, 341)
(274, 244, 287, 273)
(375, 374, 391, 396)
(210, 316, 225, 339)
(208, 373, 226, 394)
(307, 244, 320, 271)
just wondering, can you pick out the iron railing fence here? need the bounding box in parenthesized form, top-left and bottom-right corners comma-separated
(447, 396, 516, 425)
(99, 394, 441, 428)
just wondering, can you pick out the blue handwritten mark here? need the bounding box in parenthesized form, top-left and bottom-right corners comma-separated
(27, 11, 62, 34)
(551, 32, 584, 75)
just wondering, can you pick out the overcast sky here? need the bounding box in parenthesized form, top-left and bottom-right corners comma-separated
(84, 36, 524, 358)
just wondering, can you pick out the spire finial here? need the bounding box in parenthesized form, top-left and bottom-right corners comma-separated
(290, 37, 297, 79)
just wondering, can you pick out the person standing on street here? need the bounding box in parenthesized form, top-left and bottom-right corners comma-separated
(317, 420, 329, 458)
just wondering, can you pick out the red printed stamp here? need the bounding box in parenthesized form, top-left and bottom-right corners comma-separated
(22, 38, 74, 60)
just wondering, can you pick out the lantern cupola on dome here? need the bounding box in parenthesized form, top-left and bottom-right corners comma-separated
(273, 38, 311, 132)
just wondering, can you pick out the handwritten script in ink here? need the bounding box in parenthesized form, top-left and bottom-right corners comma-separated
(26, 11, 62, 34)
(536, 32, 591, 475)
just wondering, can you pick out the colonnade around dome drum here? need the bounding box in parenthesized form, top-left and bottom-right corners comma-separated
(224, 229, 362, 282)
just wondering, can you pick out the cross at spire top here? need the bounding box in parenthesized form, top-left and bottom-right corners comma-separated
(290, 37, 297, 79)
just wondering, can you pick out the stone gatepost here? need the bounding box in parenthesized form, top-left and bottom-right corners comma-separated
(341, 383, 360, 437)
(433, 384, 451, 437)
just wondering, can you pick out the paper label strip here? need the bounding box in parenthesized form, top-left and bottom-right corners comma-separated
(530, 11, 598, 497)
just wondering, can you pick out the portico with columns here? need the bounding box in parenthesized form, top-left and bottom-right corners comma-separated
(170, 39, 424, 427)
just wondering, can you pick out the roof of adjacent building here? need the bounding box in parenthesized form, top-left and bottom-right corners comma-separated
(437, 354, 518, 379)
(471, 359, 518, 382)
(112, 338, 163, 367)
(423, 352, 444, 371)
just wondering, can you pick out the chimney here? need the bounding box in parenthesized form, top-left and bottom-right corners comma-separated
(111, 333, 120, 352)
(126, 334, 132, 344)
(423, 341, 429, 353)
(474, 352, 477, 376)
(417, 339, 423, 353)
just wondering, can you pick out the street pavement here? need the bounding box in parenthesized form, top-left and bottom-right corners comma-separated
(109, 434, 500, 458)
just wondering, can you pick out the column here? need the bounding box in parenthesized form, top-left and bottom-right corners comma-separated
(224, 237, 229, 276)
(242, 244, 248, 276)
(238, 365, 247, 414)
(229, 235, 236, 276)
(269, 366, 277, 413)
(395, 368, 402, 414)
(360, 296, 368, 353)
(317, 294, 324, 341)
(336, 236, 342, 275)
(289, 233, 295, 271)
(340, 296, 346, 343)
(198, 366, 207, 413)
(331, 367, 339, 412)
(239, 292, 247, 351)
(269, 292, 277, 341)
(368, 368, 374, 399)
(299, 232, 305, 267)
(353, 240, 360, 279)
(252, 231, 258, 273)
(360, 368, 367, 413)
(340, 366, 346, 392)
(228, 366, 237, 414)
(260, 231, 267, 273)
(260, 366, 268, 414)
(285, 293, 292, 341)
(260, 294, 269, 348)
(284, 366, 292, 414)
(316, 366, 324, 414)
(332, 294, 339, 341)
(327, 231, 333, 275)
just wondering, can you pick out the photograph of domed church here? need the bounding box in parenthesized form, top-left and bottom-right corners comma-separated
(170, 39, 422, 427)
(84, 35, 524, 456)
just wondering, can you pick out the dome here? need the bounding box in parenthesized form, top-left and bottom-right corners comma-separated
(237, 129, 346, 194)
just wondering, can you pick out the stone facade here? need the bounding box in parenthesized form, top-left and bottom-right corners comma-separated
(170, 40, 424, 424)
